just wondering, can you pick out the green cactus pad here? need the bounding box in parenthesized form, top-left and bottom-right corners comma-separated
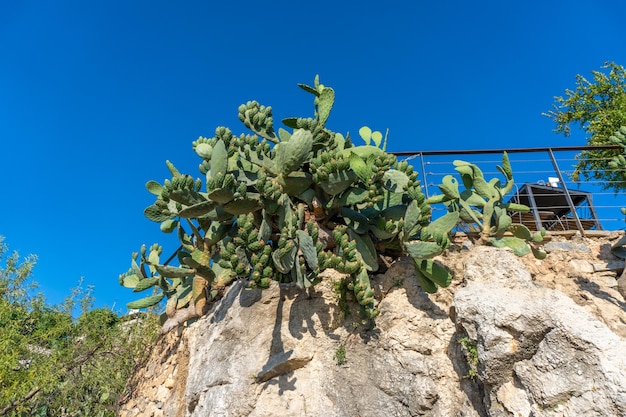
(341, 208, 370, 234)
(403, 200, 422, 239)
(489, 236, 531, 257)
(349, 230, 378, 272)
(438, 175, 460, 199)
(382, 170, 410, 193)
(509, 224, 532, 240)
(349, 152, 372, 183)
(208, 188, 235, 204)
(177, 201, 217, 218)
(127, 293, 165, 309)
(320, 171, 357, 195)
(530, 246, 547, 260)
(414, 266, 438, 294)
(277, 172, 313, 196)
(120, 274, 140, 289)
(210, 139, 228, 178)
(405, 241, 444, 259)
(333, 187, 369, 207)
(426, 211, 460, 235)
(160, 219, 178, 233)
(296, 230, 318, 270)
(144, 204, 174, 222)
(415, 259, 452, 288)
(275, 129, 313, 175)
(272, 245, 297, 274)
(316, 88, 335, 125)
(154, 264, 193, 278)
(146, 180, 164, 196)
(132, 277, 160, 292)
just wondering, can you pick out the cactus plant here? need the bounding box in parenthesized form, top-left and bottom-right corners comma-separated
(120, 76, 458, 325)
(427, 153, 546, 259)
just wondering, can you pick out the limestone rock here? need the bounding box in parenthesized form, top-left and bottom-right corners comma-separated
(119, 237, 626, 417)
(119, 261, 481, 417)
(618, 263, 626, 299)
(453, 246, 626, 417)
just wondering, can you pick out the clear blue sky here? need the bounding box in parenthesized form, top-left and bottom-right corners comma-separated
(1, 1, 625, 311)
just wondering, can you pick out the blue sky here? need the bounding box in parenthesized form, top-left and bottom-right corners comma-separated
(1, 1, 625, 311)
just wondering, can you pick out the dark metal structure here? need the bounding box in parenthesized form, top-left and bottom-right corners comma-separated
(508, 183, 601, 232)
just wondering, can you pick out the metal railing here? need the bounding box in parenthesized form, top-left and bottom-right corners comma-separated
(160, 145, 626, 265)
(393, 145, 626, 235)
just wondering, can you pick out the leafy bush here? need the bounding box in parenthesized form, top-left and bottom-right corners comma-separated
(0, 237, 158, 417)
(544, 62, 626, 192)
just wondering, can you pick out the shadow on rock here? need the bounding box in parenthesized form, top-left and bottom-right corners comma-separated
(446, 331, 487, 417)
(573, 276, 626, 310)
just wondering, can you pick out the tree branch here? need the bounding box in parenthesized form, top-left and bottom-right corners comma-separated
(0, 387, 40, 416)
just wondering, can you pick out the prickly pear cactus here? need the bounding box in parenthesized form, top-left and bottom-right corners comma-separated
(427, 153, 546, 259)
(120, 76, 457, 323)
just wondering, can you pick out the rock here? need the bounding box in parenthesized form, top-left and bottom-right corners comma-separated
(543, 241, 590, 253)
(119, 239, 626, 417)
(616, 260, 626, 299)
(568, 259, 594, 273)
(119, 262, 481, 417)
(453, 246, 626, 417)
(592, 260, 624, 273)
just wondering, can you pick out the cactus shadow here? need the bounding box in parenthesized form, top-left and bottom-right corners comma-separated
(403, 286, 449, 320)
(287, 284, 340, 341)
(210, 280, 255, 324)
(258, 286, 298, 393)
(377, 258, 448, 320)
(572, 276, 626, 310)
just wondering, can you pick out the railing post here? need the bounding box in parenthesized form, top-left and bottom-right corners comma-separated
(547, 148, 585, 236)
(524, 185, 543, 231)
(418, 152, 430, 199)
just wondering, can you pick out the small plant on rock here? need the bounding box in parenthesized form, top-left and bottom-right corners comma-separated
(334, 344, 346, 365)
(459, 336, 479, 379)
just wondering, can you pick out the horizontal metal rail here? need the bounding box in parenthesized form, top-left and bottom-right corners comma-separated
(390, 144, 622, 156)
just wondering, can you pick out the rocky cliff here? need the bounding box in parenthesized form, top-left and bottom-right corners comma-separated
(119, 234, 626, 417)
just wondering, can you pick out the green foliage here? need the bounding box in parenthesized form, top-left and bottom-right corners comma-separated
(606, 126, 626, 170)
(0, 237, 158, 416)
(333, 344, 346, 365)
(427, 153, 546, 259)
(459, 336, 478, 379)
(123, 76, 458, 322)
(544, 62, 626, 192)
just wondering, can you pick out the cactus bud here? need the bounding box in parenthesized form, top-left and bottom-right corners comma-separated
(235, 262, 247, 275)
